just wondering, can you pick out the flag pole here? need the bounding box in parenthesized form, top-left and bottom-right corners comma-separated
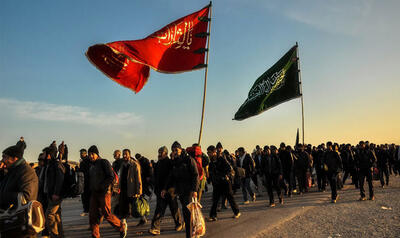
(296, 42, 305, 145)
(198, 1, 212, 145)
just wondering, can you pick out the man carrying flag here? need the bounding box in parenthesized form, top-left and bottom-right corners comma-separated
(86, 3, 211, 93)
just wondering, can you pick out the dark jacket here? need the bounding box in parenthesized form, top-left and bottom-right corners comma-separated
(294, 151, 310, 173)
(112, 159, 123, 174)
(209, 155, 232, 186)
(79, 156, 92, 193)
(0, 159, 38, 210)
(376, 149, 389, 168)
(45, 159, 65, 197)
(238, 153, 255, 178)
(356, 149, 376, 170)
(323, 151, 343, 173)
(89, 158, 114, 194)
(153, 157, 173, 195)
(261, 154, 283, 177)
(165, 151, 199, 196)
(279, 149, 293, 173)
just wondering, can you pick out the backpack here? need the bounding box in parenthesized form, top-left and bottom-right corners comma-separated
(111, 168, 120, 194)
(62, 163, 84, 198)
(0, 193, 45, 235)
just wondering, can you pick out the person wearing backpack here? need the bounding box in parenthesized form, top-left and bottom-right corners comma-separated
(43, 145, 65, 238)
(162, 141, 199, 238)
(1, 144, 38, 238)
(207, 145, 240, 222)
(149, 146, 183, 235)
(88, 145, 127, 238)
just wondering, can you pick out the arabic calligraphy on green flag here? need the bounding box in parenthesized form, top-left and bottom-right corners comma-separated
(234, 45, 301, 121)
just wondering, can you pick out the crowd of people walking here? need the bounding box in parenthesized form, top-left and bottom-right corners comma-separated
(1, 137, 399, 238)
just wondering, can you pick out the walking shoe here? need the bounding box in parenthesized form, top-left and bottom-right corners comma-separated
(243, 200, 250, 205)
(207, 217, 217, 222)
(381, 185, 385, 188)
(331, 199, 336, 203)
(137, 217, 147, 226)
(269, 203, 275, 207)
(233, 212, 241, 219)
(149, 228, 160, 235)
(80, 212, 88, 217)
(279, 197, 284, 205)
(359, 197, 367, 201)
(175, 222, 184, 232)
(369, 196, 375, 201)
(252, 194, 256, 202)
(120, 219, 128, 238)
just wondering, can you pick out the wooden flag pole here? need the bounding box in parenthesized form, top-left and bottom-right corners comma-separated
(198, 1, 212, 145)
(296, 42, 305, 145)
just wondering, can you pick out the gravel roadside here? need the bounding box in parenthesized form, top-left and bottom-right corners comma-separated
(258, 176, 400, 238)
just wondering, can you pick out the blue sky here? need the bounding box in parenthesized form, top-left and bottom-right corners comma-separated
(1, 0, 399, 162)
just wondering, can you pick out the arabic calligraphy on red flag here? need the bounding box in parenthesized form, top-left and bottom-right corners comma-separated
(86, 4, 210, 93)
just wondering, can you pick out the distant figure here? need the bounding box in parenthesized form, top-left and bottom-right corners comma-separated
(43, 145, 65, 237)
(207, 145, 240, 221)
(79, 148, 91, 216)
(261, 146, 284, 207)
(323, 142, 343, 203)
(236, 147, 256, 204)
(112, 150, 123, 172)
(356, 141, 376, 201)
(16, 136, 27, 157)
(0, 145, 38, 238)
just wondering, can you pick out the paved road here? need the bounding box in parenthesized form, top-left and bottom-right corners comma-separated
(60, 177, 399, 238)
(61, 180, 332, 238)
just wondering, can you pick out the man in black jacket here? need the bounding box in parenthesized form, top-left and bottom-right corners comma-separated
(207, 145, 240, 221)
(341, 144, 358, 188)
(356, 141, 376, 201)
(149, 146, 183, 235)
(79, 148, 91, 216)
(377, 145, 390, 187)
(279, 143, 293, 196)
(162, 141, 199, 238)
(43, 145, 65, 238)
(261, 146, 283, 207)
(88, 145, 127, 238)
(323, 142, 343, 203)
(1, 145, 38, 238)
(237, 147, 256, 204)
(294, 144, 310, 194)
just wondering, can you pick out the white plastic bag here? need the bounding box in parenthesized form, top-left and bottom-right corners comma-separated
(187, 197, 206, 237)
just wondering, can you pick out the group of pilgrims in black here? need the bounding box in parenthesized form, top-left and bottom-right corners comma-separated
(1, 137, 399, 238)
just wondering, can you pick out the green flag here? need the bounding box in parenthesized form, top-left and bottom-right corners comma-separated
(234, 45, 301, 120)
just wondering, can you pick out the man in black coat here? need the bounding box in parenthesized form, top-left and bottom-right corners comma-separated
(207, 145, 240, 221)
(162, 141, 199, 238)
(376, 145, 390, 187)
(279, 143, 293, 196)
(88, 145, 127, 238)
(149, 146, 183, 235)
(261, 146, 283, 207)
(1, 145, 38, 238)
(43, 145, 65, 238)
(79, 148, 91, 216)
(323, 142, 343, 203)
(237, 147, 256, 204)
(294, 144, 310, 194)
(355, 141, 376, 201)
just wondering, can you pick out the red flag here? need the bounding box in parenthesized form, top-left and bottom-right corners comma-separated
(86, 4, 211, 93)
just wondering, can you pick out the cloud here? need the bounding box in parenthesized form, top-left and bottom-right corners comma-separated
(263, 0, 398, 38)
(0, 98, 142, 127)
